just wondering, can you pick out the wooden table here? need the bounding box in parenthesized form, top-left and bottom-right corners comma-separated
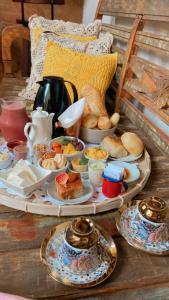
(0, 82, 168, 299)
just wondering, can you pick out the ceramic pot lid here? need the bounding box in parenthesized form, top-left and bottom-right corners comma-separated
(116, 204, 169, 255)
(40, 221, 117, 288)
(138, 196, 168, 223)
(31, 107, 48, 118)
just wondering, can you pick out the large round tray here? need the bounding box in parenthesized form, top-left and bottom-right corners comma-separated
(0, 150, 151, 216)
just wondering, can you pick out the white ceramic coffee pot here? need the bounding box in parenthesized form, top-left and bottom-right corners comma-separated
(24, 107, 54, 150)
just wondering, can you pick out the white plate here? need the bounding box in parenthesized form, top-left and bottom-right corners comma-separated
(47, 179, 94, 205)
(107, 161, 140, 183)
(109, 152, 143, 162)
(0, 160, 51, 196)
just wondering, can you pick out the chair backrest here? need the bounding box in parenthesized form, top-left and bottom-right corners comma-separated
(96, 0, 169, 157)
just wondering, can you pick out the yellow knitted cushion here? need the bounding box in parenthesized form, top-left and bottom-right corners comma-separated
(42, 42, 117, 102)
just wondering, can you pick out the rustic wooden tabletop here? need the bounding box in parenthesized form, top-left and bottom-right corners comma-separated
(0, 112, 168, 300)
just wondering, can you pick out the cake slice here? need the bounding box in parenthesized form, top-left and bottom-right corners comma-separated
(55, 172, 83, 200)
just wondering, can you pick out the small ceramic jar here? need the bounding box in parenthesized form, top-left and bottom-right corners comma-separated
(119, 196, 169, 254)
(58, 217, 100, 273)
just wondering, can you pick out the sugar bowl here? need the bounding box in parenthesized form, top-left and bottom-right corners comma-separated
(118, 196, 169, 255)
(41, 217, 117, 287)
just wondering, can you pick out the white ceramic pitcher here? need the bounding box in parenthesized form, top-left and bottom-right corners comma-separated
(24, 107, 54, 153)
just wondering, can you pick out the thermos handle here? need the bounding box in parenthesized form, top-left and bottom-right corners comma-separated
(64, 80, 78, 103)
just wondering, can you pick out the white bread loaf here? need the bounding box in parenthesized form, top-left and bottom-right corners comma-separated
(82, 114, 98, 129)
(121, 132, 144, 156)
(98, 116, 111, 130)
(100, 135, 128, 158)
(110, 113, 120, 127)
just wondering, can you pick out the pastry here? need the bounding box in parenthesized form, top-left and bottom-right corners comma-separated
(41, 158, 57, 170)
(42, 152, 56, 160)
(54, 154, 67, 169)
(55, 172, 83, 200)
(34, 144, 48, 160)
(71, 158, 88, 172)
(81, 84, 108, 117)
(98, 116, 111, 130)
(121, 132, 144, 156)
(82, 114, 98, 129)
(100, 136, 128, 158)
(110, 113, 120, 127)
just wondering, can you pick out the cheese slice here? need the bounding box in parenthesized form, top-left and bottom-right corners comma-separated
(6, 159, 37, 187)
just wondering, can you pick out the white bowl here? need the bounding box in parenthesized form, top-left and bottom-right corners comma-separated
(80, 126, 116, 144)
(84, 147, 109, 162)
(68, 165, 88, 180)
(38, 158, 69, 180)
(49, 136, 85, 161)
(0, 161, 51, 196)
(0, 153, 12, 170)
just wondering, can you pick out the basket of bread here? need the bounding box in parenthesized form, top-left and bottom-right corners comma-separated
(80, 85, 120, 143)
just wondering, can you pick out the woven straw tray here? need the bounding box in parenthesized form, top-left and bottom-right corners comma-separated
(0, 150, 151, 216)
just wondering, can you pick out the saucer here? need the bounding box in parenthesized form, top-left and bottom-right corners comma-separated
(110, 152, 142, 162)
(116, 206, 169, 255)
(47, 180, 94, 205)
(107, 161, 140, 183)
(41, 222, 117, 288)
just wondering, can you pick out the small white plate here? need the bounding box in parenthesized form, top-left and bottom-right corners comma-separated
(47, 179, 94, 205)
(107, 161, 140, 183)
(109, 152, 143, 162)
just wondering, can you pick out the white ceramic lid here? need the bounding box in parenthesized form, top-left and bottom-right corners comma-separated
(32, 107, 48, 118)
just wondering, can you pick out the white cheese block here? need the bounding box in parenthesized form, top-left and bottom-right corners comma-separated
(6, 159, 37, 187)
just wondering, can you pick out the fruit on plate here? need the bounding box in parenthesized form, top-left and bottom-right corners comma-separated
(51, 137, 84, 155)
(56, 172, 69, 185)
(55, 172, 83, 200)
(51, 143, 63, 154)
(71, 157, 88, 173)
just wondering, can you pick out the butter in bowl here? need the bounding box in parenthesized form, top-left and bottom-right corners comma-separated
(0, 152, 12, 169)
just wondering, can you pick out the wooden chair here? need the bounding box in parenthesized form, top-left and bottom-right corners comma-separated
(96, 0, 169, 157)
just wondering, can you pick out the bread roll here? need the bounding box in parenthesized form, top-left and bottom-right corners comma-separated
(121, 132, 144, 156)
(98, 116, 111, 130)
(81, 84, 108, 117)
(82, 114, 98, 129)
(100, 136, 128, 158)
(110, 113, 120, 127)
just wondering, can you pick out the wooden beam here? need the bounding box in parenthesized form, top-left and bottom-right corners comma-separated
(115, 16, 143, 111)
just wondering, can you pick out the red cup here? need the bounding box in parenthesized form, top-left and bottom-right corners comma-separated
(102, 177, 123, 198)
